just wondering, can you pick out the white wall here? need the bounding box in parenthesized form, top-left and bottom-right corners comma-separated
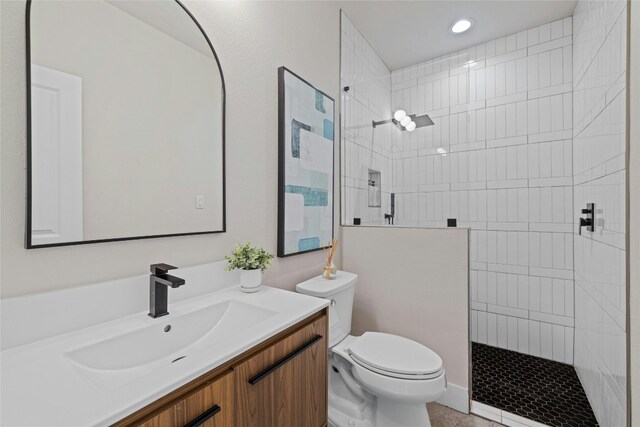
(30, 0, 224, 239)
(572, 0, 627, 426)
(0, 0, 342, 298)
(391, 18, 576, 364)
(341, 13, 393, 225)
(340, 226, 469, 412)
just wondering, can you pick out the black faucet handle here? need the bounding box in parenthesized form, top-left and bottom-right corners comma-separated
(150, 263, 178, 275)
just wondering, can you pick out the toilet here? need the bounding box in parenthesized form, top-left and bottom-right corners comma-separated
(296, 271, 446, 427)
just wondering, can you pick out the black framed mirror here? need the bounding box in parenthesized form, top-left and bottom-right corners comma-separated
(25, 0, 225, 248)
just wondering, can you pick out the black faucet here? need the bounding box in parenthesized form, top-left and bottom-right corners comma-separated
(149, 263, 185, 318)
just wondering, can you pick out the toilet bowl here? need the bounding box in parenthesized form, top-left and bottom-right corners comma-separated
(296, 272, 446, 427)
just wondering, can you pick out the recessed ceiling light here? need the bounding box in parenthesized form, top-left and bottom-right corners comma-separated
(451, 19, 473, 34)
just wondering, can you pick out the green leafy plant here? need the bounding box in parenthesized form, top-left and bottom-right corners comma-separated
(225, 242, 274, 271)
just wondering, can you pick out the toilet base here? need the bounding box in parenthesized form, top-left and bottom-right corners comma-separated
(328, 347, 436, 427)
(328, 407, 374, 427)
(328, 400, 431, 427)
(328, 363, 432, 427)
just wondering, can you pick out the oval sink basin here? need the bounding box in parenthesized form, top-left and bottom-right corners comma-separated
(66, 299, 276, 377)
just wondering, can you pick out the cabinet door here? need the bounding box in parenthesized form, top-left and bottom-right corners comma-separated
(138, 370, 234, 427)
(235, 314, 328, 427)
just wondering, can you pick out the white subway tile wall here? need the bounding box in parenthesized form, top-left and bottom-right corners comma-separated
(340, 13, 393, 225)
(572, 0, 627, 426)
(391, 18, 576, 364)
(341, 10, 628, 422)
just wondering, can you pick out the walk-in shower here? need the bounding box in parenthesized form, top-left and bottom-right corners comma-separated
(340, 1, 629, 425)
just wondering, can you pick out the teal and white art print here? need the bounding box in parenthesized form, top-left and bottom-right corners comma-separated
(277, 67, 334, 257)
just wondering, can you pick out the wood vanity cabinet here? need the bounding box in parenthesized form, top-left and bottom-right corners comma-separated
(234, 313, 327, 426)
(138, 371, 234, 427)
(114, 309, 327, 427)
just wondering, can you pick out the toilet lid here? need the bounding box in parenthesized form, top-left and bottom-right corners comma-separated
(348, 332, 443, 378)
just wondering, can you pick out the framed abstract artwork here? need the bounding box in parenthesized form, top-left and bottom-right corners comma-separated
(277, 67, 335, 257)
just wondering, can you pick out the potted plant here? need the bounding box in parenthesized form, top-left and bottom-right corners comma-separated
(225, 242, 274, 293)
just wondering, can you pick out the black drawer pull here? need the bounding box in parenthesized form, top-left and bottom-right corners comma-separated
(184, 404, 221, 427)
(248, 335, 323, 385)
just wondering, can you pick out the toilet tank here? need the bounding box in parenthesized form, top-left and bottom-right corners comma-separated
(296, 271, 357, 347)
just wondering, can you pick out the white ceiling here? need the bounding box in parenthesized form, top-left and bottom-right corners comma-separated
(107, 0, 215, 58)
(339, 0, 577, 70)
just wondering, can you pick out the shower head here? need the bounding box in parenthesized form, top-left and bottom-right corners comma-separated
(410, 114, 434, 129)
(372, 113, 434, 131)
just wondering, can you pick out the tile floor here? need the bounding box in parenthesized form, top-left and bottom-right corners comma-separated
(472, 343, 598, 426)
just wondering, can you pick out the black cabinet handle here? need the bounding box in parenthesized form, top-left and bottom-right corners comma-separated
(184, 404, 221, 427)
(248, 335, 323, 385)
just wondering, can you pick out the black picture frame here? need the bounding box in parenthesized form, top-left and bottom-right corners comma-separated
(24, 0, 226, 249)
(277, 67, 335, 258)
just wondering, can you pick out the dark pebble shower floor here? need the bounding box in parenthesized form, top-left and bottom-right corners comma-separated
(472, 342, 598, 427)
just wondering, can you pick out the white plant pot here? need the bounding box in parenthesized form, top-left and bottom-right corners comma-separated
(240, 269, 262, 293)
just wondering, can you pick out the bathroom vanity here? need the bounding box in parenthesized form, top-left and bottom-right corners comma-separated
(0, 279, 329, 427)
(117, 310, 328, 427)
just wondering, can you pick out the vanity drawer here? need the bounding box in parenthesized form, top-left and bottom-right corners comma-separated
(234, 314, 328, 427)
(137, 370, 234, 427)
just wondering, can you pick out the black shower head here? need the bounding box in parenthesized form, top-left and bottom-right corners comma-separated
(409, 113, 434, 129)
(372, 113, 435, 131)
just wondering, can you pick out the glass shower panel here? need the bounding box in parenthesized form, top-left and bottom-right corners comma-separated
(389, 53, 471, 227)
(340, 13, 393, 226)
(340, 13, 471, 228)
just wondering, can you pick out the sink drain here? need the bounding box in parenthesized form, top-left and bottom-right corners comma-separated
(164, 325, 171, 332)
(171, 356, 186, 363)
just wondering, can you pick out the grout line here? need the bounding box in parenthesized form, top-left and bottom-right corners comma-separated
(573, 80, 627, 138)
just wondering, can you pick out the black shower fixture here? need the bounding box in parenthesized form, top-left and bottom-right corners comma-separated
(372, 109, 434, 132)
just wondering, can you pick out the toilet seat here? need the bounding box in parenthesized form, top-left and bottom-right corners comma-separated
(347, 332, 444, 380)
(331, 334, 447, 405)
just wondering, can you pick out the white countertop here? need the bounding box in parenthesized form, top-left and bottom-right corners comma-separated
(0, 285, 328, 426)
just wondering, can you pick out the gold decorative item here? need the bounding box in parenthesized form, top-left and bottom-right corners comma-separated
(322, 239, 339, 280)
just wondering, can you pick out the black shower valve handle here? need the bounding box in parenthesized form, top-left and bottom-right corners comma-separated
(578, 218, 592, 236)
(578, 203, 595, 236)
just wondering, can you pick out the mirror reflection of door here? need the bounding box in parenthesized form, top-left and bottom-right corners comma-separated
(31, 64, 83, 245)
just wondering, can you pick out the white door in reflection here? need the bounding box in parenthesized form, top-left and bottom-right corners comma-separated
(31, 64, 83, 245)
